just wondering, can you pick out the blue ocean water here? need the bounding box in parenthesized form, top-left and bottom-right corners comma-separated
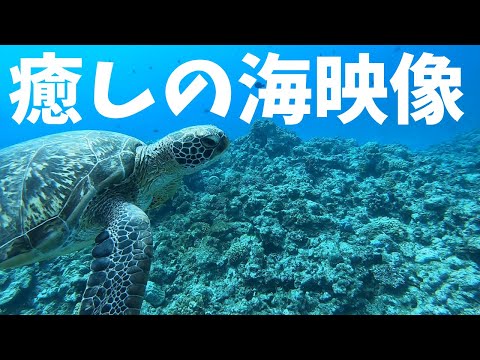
(1, 45, 480, 315)
(0, 45, 479, 150)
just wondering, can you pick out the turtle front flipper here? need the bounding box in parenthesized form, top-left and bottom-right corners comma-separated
(79, 202, 153, 315)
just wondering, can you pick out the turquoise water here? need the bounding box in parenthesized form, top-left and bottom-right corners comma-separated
(0, 45, 479, 149)
(0, 45, 479, 315)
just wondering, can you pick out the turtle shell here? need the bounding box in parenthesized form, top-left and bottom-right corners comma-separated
(0, 130, 143, 269)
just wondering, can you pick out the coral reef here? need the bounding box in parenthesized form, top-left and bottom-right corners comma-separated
(1, 119, 479, 314)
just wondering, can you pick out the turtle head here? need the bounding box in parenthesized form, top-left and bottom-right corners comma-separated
(164, 125, 229, 175)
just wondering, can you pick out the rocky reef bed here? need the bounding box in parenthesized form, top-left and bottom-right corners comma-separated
(1, 120, 479, 314)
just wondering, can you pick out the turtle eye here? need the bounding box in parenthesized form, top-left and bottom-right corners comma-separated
(201, 135, 219, 148)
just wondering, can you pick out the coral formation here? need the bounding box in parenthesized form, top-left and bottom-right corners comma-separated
(1, 119, 479, 314)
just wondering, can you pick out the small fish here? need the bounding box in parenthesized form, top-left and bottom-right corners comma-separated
(153, 129, 159, 133)
(254, 81, 266, 89)
(149, 65, 153, 70)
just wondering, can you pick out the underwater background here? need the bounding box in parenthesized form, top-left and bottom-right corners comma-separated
(0, 45, 479, 314)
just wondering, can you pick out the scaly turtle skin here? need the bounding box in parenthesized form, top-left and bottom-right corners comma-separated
(0, 125, 229, 314)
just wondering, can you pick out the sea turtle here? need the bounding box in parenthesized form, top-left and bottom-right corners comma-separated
(0, 125, 229, 314)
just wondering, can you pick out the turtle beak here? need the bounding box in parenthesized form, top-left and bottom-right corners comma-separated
(217, 134, 229, 154)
